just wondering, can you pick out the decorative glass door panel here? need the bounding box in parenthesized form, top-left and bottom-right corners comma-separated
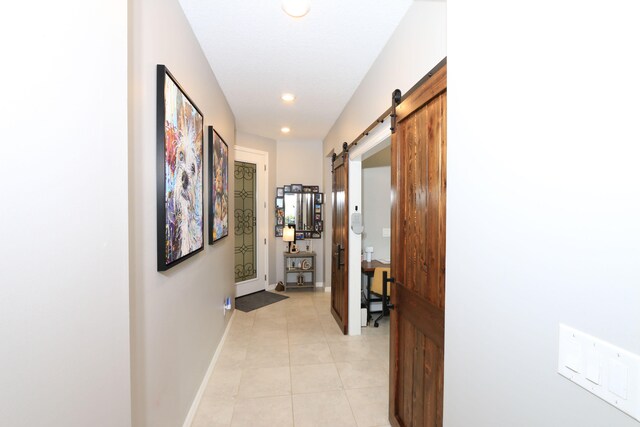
(234, 161, 257, 282)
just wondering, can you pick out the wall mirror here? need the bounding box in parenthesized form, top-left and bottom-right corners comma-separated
(275, 185, 323, 238)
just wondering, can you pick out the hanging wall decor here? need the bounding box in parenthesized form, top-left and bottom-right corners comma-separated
(209, 126, 229, 243)
(156, 65, 204, 271)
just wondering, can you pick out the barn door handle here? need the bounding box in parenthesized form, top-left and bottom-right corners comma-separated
(334, 245, 345, 269)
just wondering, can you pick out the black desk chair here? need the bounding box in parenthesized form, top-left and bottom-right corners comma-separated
(370, 267, 392, 327)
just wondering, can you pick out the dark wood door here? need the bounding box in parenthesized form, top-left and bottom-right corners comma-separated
(389, 62, 447, 427)
(331, 148, 349, 334)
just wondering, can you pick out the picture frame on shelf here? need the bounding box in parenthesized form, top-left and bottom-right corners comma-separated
(208, 126, 229, 244)
(156, 65, 204, 271)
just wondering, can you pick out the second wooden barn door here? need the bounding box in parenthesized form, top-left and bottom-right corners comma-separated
(331, 146, 349, 334)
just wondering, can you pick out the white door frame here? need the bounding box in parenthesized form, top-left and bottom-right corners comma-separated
(234, 146, 269, 297)
(346, 118, 391, 334)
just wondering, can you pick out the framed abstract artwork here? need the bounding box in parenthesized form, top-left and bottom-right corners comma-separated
(208, 126, 229, 243)
(156, 65, 204, 271)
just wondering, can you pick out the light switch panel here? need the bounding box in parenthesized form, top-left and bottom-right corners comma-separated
(558, 324, 640, 421)
(610, 358, 629, 399)
(585, 345, 601, 385)
(565, 336, 582, 373)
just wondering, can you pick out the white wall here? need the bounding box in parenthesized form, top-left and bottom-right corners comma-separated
(323, 1, 446, 156)
(0, 1, 131, 426)
(129, 0, 236, 425)
(362, 166, 391, 261)
(276, 140, 325, 286)
(236, 132, 278, 285)
(446, 1, 640, 426)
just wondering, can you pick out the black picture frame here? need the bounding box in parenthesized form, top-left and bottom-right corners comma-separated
(295, 231, 305, 240)
(311, 186, 320, 192)
(276, 187, 284, 197)
(157, 65, 204, 271)
(291, 184, 303, 193)
(284, 185, 291, 193)
(275, 225, 283, 237)
(303, 186, 312, 193)
(208, 127, 229, 244)
(315, 220, 323, 232)
(275, 197, 284, 208)
(314, 193, 323, 204)
(311, 231, 321, 239)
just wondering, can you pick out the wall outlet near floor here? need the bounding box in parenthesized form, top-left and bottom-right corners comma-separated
(558, 323, 640, 421)
(223, 297, 231, 316)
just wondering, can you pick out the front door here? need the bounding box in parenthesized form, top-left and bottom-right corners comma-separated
(331, 147, 349, 334)
(234, 147, 268, 297)
(389, 62, 447, 426)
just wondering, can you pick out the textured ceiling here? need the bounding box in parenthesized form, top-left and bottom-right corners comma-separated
(178, 0, 413, 141)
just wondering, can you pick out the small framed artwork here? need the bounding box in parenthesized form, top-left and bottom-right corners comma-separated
(304, 231, 312, 239)
(284, 185, 291, 193)
(303, 186, 312, 193)
(156, 65, 204, 271)
(275, 225, 283, 237)
(291, 184, 303, 193)
(208, 126, 229, 244)
(314, 193, 323, 204)
(276, 208, 284, 225)
(315, 220, 323, 232)
(315, 206, 321, 214)
(311, 231, 321, 239)
(311, 186, 319, 192)
(276, 187, 284, 197)
(295, 231, 305, 240)
(275, 197, 284, 208)
(314, 213, 321, 221)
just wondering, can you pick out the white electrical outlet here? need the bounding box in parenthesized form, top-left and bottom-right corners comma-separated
(558, 324, 640, 421)
(223, 297, 231, 316)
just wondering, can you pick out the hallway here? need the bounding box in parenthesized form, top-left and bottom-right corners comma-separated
(192, 291, 391, 427)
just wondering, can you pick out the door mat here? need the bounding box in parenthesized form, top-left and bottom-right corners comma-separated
(235, 291, 289, 312)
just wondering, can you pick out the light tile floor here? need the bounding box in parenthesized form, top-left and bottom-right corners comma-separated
(191, 290, 391, 427)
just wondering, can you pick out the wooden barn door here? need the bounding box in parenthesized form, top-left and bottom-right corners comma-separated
(331, 146, 349, 334)
(389, 62, 447, 426)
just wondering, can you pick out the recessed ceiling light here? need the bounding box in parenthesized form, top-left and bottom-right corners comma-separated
(281, 127, 291, 134)
(282, 0, 311, 18)
(281, 93, 296, 102)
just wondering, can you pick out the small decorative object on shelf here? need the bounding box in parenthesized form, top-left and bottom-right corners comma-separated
(283, 251, 316, 291)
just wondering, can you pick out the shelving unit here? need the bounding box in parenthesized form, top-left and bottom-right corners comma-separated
(283, 251, 316, 291)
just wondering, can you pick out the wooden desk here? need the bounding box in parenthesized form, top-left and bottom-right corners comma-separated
(361, 260, 390, 325)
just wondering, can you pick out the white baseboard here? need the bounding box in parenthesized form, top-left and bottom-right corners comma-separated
(324, 286, 331, 293)
(182, 310, 236, 427)
(315, 282, 324, 288)
(266, 283, 277, 291)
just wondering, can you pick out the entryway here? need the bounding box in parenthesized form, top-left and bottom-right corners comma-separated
(234, 146, 268, 297)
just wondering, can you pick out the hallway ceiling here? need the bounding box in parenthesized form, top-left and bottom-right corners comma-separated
(178, 0, 413, 141)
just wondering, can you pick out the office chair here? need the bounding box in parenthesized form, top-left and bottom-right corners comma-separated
(370, 267, 393, 327)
